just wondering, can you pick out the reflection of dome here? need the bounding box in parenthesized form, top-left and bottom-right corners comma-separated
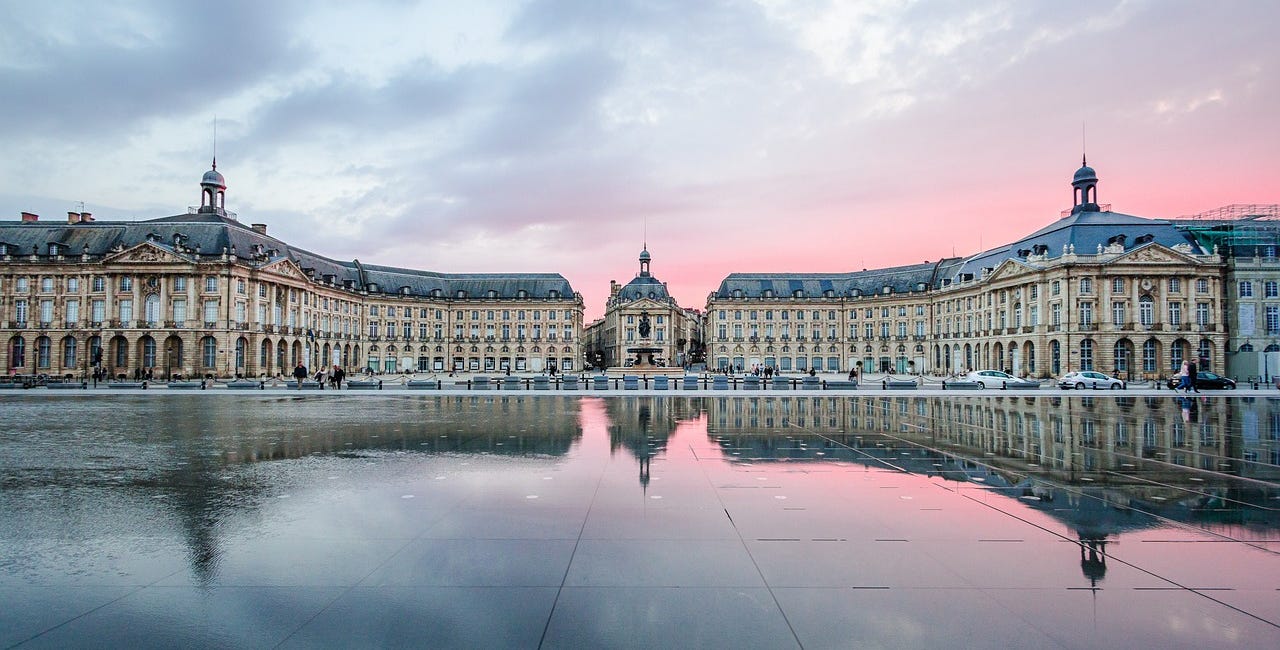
(202, 168, 226, 188)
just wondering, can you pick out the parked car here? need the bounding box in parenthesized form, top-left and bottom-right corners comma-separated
(964, 370, 1038, 389)
(1165, 371, 1237, 390)
(1058, 371, 1125, 390)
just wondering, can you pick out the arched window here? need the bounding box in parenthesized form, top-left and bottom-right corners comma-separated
(144, 294, 161, 325)
(1050, 340, 1061, 375)
(235, 337, 247, 369)
(1113, 340, 1130, 373)
(1138, 295, 1153, 326)
(1198, 339, 1213, 368)
(202, 336, 217, 368)
(1171, 340, 1186, 371)
(9, 336, 26, 368)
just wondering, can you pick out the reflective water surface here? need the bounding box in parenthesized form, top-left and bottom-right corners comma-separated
(2, 394, 1278, 648)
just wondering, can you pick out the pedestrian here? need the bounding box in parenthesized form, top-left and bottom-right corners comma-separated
(335, 365, 345, 389)
(1177, 360, 1190, 393)
(293, 361, 307, 389)
(1187, 359, 1200, 393)
(848, 366, 857, 382)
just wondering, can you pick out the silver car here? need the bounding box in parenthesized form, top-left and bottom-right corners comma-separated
(964, 370, 1034, 389)
(1058, 371, 1125, 390)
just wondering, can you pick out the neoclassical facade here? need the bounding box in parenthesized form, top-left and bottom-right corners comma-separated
(1, 163, 583, 378)
(705, 162, 1232, 379)
(582, 247, 703, 369)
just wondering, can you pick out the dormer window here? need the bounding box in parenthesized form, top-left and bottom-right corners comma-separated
(487, 289, 498, 298)
(548, 290, 560, 299)
(456, 290, 467, 298)
(516, 289, 527, 298)
(793, 289, 804, 298)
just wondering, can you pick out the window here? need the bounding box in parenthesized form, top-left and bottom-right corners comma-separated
(40, 277, 54, 292)
(203, 300, 218, 324)
(1267, 306, 1280, 334)
(1142, 339, 1157, 373)
(119, 299, 133, 323)
(1138, 296, 1153, 326)
(66, 299, 79, 325)
(1168, 278, 1181, 293)
(1196, 303, 1210, 327)
(1239, 281, 1254, 298)
(1051, 303, 1061, 326)
(205, 276, 217, 292)
(175, 276, 187, 292)
(119, 276, 133, 292)
(202, 337, 217, 367)
(91, 276, 103, 292)
(1079, 302, 1093, 327)
(144, 294, 160, 324)
(91, 299, 105, 322)
(1079, 278, 1092, 294)
(1267, 281, 1279, 298)
(39, 299, 53, 323)
(1080, 340, 1094, 371)
(36, 336, 51, 369)
(1050, 280, 1060, 296)
(63, 337, 77, 368)
(237, 279, 246, 294)
(1111, 278, 1124, 294)
(1196, 278, 1208, 294)
(10, 336, 25, 367)
(1168, 302, 1181, 326)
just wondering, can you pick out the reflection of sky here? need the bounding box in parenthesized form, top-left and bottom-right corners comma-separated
(2, 394, 1279, 644)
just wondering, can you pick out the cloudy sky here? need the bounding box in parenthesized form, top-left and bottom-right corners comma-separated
(1, 0, 1276, 318)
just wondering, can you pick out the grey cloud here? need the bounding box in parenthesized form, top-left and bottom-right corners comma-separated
(0, 0, 308, 140)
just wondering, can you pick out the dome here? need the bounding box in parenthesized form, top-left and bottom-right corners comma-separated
(202, 167, 226, 188)
(639, 248, 651, 261)
(1073, 164, 1097, 184)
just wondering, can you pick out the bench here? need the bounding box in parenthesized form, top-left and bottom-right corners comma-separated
(166, 380, 205, 390)
(285, 381, 323, 390)
(108, 381, 147, 389)
(533, 376, 551, 390)
(942, 381, 982, 390)
(652, 375, 670, 390)
(682, 375, 699, 390)
(561, 376, 580, 390)
(406, 379, 440, 390)
(772, 377, 791, 390)
(346, 379, 382, 390)
(470, 376, 492, 390)
(712, 376, 729, 390)
(593, 376, 610, 390)
(801, 376, 822, 390)
(1001, 380, 1041, 390)
(883, 379, 919, 390)
(227, 380, 264, 390)
(623, 375, 640, 390)
(742, 376, 761, 390)
(502, 376, 523, 390)
(824, 380, 858, 390)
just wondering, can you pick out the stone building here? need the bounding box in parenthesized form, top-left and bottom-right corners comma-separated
(0, 163, 583, 379)
(582, 246, 703, 370)
(705, 161, 1229, 379)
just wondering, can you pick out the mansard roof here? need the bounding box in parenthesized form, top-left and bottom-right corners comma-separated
(713, 259, 962, 299)
(0, 212, 578, 300)
(951, 208, 1207, 280)
(617, 274, 671, 302)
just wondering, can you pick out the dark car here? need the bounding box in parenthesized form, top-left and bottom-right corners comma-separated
(1166, 371, 1236, 390)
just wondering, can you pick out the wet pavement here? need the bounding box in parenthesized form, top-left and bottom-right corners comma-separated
(1, 394, 1278, 648)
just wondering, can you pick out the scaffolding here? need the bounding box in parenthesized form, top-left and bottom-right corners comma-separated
(1176, 203, 1279, 221)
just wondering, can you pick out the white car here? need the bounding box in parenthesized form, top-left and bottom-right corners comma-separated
(964, 370, 1029, 389)
(1058, 371, 1125, 390)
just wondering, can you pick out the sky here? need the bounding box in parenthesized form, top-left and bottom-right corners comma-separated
(1, 0, 1276, 320)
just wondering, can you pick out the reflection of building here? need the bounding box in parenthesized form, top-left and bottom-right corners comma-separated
(1, 163, 583, 378)
(583, 246, 702, 369)
(705, 161, 1232, 379)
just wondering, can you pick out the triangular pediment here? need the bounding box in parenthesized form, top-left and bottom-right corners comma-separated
(103, 241, 189, 265)
(1109, 242, 1200, 265)
(985, 258, 1036, 283)
(260, 258, 308, 280)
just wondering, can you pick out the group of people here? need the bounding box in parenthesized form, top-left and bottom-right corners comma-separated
(291, 363, 347, 389)
(1176, 359, 1201, 394)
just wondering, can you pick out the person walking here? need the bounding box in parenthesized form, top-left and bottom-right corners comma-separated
(1177, 360, 1190, 394)
(1187, 359, 1200, 393)
(293, 361, 308, 389)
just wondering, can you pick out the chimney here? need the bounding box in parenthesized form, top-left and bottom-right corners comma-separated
(67, 212, 82, 223)
(21, 212, 38, 223)
(81, 212, 93, 222)
(251, 223, 267, 235)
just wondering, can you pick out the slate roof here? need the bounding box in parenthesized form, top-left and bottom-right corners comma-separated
(617, 274, 671, 302)
(712, 260, 961, 299)
(950, 209, 1206, 280)
(0, 213, 577, 300)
